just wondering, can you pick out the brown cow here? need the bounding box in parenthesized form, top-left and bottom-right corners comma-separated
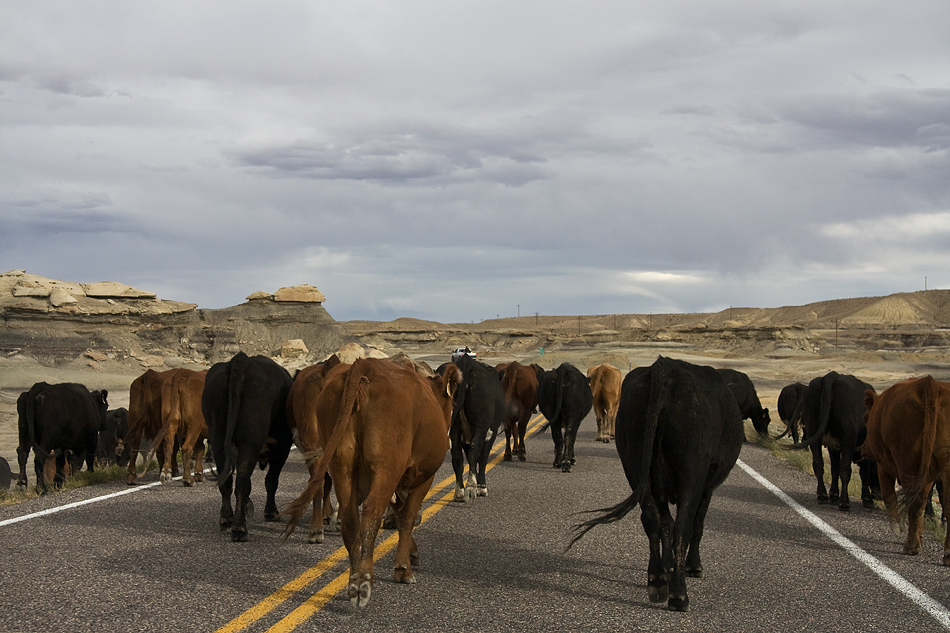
(123, 368, 177, 485)
(498, 361, 539, 461)
(285, 355, 343, 543)
(862, 375, 950, 565)
(283, 358, 462, 607)
(157, 368, 209, 486)
(588, 364, 622, 443)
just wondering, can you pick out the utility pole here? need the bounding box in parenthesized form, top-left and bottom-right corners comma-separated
(517, 304, 521, 318)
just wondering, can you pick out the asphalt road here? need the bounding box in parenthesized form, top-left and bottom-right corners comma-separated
(2, 414, 949, 633)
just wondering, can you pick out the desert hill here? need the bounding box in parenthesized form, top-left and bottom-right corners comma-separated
(4, 269, 950, 374)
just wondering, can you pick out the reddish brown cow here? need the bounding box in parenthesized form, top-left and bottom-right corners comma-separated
(284, 358, 461, 607)
(285, 355, 342, 543)
(862, 375, 950, 565)
(498, 361, 539, 461)
(588, 364, 622, 443)
(157, 368, 209, 486)
(123, 368, 177, 484)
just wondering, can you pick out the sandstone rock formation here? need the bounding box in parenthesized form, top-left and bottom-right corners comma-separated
(0, 271, 349, 367)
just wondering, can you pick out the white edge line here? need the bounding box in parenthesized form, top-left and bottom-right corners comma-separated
(736, 458, 950, 629)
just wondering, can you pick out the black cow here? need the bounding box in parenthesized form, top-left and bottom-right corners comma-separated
(95, 407, 129, 466)
(570, 356, 743, 612)
(16, 382, 108, 492)
(794, 371, 876, 511)
(202, 352, 294, 542)
(0, 456, 12, 490)
(537, 363, 593, 472)
(446, 353, 505, 502)
(717, 368, 770, 435)
(776, 382, 806, 442)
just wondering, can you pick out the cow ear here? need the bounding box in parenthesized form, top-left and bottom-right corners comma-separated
(863, 389, 876, 409)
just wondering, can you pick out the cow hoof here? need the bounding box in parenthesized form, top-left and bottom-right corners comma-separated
(308, 530, 325, 544)
(504, 453, 512, 461)
(686, 566, 703, 578)
(195, 473, 203, 482)
(647, 579, 668, 603)
(231, 528, 249, 542)
(265, 512, 281, 522)
(219, 518, 232, 531)
(668, 595, 690, 612)
(476, 485, 488, 497)
(349, 580, 372, 608)
(863, 498, 874, 509)
(561, 463, 572, 473)
(160, 471, 171, 483)
(183, 479, 194, 488)
(552, 461, 561, 469)
(394, 565, 416, 584)
(454, 487, 466, 503)
(942, 552, 950, 566)
(817, 495, 828, 505)
(518, 452, 526, 462)
(838, 503, 850, 512)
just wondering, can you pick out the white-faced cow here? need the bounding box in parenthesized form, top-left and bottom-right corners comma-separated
(16, 382, 108, 492)
(537, 363, 593, 472)
(202, 352, 294, 542)
(283, 358, 462, 607)
(570, 356, 743, 612)
(862, 376, 950, 565)
(446, 353, 505, 501)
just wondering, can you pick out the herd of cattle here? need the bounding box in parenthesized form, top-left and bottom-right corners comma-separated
(11, 350, 950, 612)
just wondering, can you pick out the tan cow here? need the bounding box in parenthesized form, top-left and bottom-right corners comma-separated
(283, 358, 461, 607)
(157, 368, 209, 486)
(862, 375, 950, 565)
(587, 364, 622, 443)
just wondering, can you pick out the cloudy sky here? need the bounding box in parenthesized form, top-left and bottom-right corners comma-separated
(1, 2, 948, 323)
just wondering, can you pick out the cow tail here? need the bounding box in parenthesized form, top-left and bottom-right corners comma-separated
(913, 376, 940, 495)
(568, 357, 671, 548)
(793, 373, 836, 449)
(567, 491, 640, 550)
(281, 361, 366, 542)
(453, 378, 469, 443)
(219, 352, 249, 490)
(143, 373, 180, 474)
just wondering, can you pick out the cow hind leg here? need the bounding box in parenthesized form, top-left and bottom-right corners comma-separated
(640, 497, 670, 604)
(811, 445, 828, 504)
(393, 480, 431, 585)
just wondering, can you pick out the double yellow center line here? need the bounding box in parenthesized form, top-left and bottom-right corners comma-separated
(216, 413, 546, 633)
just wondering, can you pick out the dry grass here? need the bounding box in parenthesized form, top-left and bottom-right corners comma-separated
(749, 425, 946, 546)
(0, 460, 153, 507)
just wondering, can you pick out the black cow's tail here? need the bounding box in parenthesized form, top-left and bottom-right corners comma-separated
(19, 385, 50, 480)
(568, 356, 671, 548)
(219, 352, 249, 490)
(567, 492, 639, 549)
(793, 372, 836, 449)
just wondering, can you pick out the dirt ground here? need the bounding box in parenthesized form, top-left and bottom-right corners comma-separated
(4, 340, 947, 474)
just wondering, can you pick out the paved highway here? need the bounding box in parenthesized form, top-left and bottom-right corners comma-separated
(2, 414, 949, 632)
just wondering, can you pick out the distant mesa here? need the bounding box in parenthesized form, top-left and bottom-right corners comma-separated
(247, 284, 326, 304)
